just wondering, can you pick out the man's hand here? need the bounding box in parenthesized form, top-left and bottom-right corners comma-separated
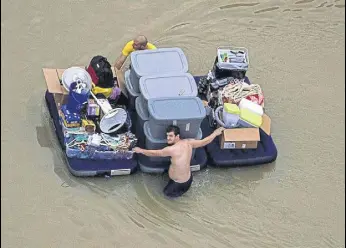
(133, 147, 142, 153)
(213, 127, 225, 136)
(188, 127, 226, 148)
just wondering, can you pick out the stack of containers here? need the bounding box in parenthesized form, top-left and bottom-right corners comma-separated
(125, 47, 189, 110)
(125, 47, 206, 163)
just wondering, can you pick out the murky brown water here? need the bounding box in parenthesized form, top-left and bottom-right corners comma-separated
(1, 0, 345, 247)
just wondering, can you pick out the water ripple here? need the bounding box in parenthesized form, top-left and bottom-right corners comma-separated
(219, 2, 260, 10)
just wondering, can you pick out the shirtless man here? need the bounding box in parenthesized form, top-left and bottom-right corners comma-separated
(114, 35, 157, 70)
(133, 125, 225, 198)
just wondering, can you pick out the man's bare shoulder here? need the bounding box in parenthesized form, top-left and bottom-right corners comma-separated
(178, 140, 195, 149)
(185, 138, 197, 144)
(169, 141, 189, 152)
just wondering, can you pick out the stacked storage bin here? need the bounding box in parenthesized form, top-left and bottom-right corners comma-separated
(213, 46, 249, 80)
(144, 97, 205, 163)
(125, 47, 189, 110)
(135, 73, 198, 140)
(126, 47, 206, 163)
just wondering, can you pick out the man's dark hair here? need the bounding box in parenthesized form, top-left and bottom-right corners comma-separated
(166, 125, 180, 136)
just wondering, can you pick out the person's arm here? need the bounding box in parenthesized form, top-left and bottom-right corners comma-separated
(188, 127, 225, 148)
(133, 146, 174, 157)
(114, 54, 127, 70)
(114, 41, 132, 70)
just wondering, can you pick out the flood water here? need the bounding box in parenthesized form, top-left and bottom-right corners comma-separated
(1, 0, 345, 247)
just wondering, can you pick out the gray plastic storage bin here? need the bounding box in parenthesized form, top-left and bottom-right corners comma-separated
(148, 96, 206, 139)
(135, 95, 149, 140)
(139, 73, 197, 105)
(143, 122, 202, 163)
(129, 47, 189, 93)
(125, 70, 140, 110)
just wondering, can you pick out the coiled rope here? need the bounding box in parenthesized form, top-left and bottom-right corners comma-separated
(221, 82, 263, 104)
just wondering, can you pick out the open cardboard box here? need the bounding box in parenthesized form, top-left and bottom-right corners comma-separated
(42, 66, 127, 109)
(220, 128, 260, 149)
(219, 113, 272, 149)
(260, 113, 271, 135)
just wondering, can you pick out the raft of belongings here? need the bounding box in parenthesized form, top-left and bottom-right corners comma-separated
(197, 46, 277, 164)
(43, 58, 138, 162)
(42, 46, 277, 176)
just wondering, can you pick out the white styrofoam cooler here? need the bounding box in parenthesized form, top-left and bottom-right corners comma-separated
(238, 98, 264, 116)
(129, 47, 189, 93)
(139, 72, 197, 105)
(147, 96, 206, 139)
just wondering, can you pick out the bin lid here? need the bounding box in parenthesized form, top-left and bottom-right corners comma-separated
(125, 73, 140, 97)
(130, 48, 188, 77)
(135, 95, 149, 120)
(140, 73, 197, 100)
(148, 97, 206, 121)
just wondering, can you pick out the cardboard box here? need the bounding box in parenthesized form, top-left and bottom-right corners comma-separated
(220, 128, 260, 149)
(43, 68, 69, 109)
(43, 65, 111, 110)
(260, 113, 271, 135)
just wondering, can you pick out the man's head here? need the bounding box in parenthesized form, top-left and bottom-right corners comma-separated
(133, 35, 148, 50)
(166, 125, 180, 145)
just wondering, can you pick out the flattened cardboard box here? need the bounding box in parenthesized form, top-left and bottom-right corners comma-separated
(42, 68, 69, 109)
(220, 128, 260, 149)
(260, 113, 271, 136)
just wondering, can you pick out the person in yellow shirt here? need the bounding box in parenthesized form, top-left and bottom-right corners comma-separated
(114, 35, 156, 70)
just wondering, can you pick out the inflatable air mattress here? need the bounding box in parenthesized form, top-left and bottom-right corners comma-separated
(200, 117, 277, 167)
(45, 91, 138, 177)
(194, 74, 277, 167)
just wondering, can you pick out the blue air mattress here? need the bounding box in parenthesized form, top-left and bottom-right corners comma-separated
(45, 91, 138, 177)
(193, 76, 278, 167)
(200, 117, 277, 167)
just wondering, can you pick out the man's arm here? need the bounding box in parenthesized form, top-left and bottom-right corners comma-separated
(133, 146, 174, 157)
(115, 41, 133, 70)
(188, 127, 225, 148)
(114, 54, 127, 70)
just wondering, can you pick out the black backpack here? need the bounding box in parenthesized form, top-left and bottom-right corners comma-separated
(86, 56, 114, 88)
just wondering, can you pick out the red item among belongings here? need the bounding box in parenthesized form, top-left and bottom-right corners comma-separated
(245, 93, 264, 107)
